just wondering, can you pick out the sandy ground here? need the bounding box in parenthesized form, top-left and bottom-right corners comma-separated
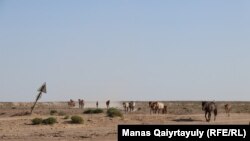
(0, 101, 249, 141)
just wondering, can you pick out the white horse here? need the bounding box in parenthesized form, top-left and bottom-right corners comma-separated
(129, 101, 136, 112)
(224, 104, 232, 117)
(154, 102, 165, 114)
(123, 102, 129, 113)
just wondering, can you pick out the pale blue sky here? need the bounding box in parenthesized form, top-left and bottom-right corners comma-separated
(0, 0, 249, 102)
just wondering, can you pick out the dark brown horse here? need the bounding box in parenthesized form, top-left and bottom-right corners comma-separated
(149, 101, 156, 114)
(78, 99, 84, 109)
(202, 101, 217, 122)
(106, 100, 110, 109)
(162, 105, 167, 114)
(96, 101, 99, 108)
(68, 99, 75, 108)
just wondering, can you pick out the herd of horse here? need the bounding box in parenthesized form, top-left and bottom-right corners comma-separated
(67, 99, 232, 122)
(68, 99, 110, 109)
(122, 101, 136, 113)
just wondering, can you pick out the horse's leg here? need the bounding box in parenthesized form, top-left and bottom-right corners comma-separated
(214, 111, 217, 121)
(208, 112, 211, 122)
(205, 111, 208, 121)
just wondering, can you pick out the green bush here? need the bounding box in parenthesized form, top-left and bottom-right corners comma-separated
(93, 108, 103, 113)
(84, 108, 104, 114)
(42, 117, 57, 125)
(107, 108, 123, 118)
(71, 116, 84, 124)
(32, 118, 43, 125)
(64, 115, 70, 119)
(50, 110, 58, 115)
(58, 111, 66, 116)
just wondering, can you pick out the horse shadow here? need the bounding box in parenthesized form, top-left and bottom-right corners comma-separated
(172, 118, 202, 122)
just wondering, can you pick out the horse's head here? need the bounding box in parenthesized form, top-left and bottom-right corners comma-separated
(149, 102, 152, 107)
(152, 102, 158, 109)
(224, 104, 228, 108)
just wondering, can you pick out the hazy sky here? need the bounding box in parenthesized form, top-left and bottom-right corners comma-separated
(0, 0, 249, 102)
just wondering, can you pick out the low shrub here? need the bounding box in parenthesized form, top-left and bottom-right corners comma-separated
(50, 110, 58, 115)
(64, 115, 70, 119)
(71, 115, 83, 124)
(58, 111, 66, 116)
(32, 118, 43, 125)
(84, 108, 104, 114)
(42, 117, 57, 125)
(107, 108, 123, 118)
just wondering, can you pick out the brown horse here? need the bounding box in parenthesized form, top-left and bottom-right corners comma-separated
(106, 100, 110, 109)
(149, 101, 156, 114)
(68, 99, 75, 108)
(96, 101, 99, 108)
(224, 104, 232, 117)
(129, 101, 136, 112)
(162, 105, 167, 114)
(202, 101, 217, 122)
(149, 101, 166, 114)
(78, 99, 84, 109)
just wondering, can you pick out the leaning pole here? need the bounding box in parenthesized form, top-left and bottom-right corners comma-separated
(30, 82, 47, 114)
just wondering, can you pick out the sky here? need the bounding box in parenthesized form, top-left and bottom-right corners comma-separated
(0, 0, 250, 102)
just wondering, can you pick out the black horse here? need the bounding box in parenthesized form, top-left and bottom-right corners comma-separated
(202, 101, 217, 122)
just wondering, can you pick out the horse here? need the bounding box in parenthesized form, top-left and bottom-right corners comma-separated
(149, 101, 166, 114)
(162, 105, 167, 114)
(122, 102, 129, 113)
(202, 101, 217, 122)
(224, 104, 232, 117)
(68, 99, 75, 108)
(78, 99, 84, 109)
(96, 101, 99, 109)
(149, 101, 156, 114)
(153, 102, 165, 114)
(129, 101, 136, 112)
(106, 100, 110, 109)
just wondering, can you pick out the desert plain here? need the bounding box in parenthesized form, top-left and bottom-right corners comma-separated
(0, 101, 249, 141)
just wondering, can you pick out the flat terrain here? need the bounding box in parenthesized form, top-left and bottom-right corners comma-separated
(0, 101, 249, 141)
